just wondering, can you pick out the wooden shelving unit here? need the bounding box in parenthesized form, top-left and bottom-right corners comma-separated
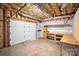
(47, 33, 63, 41)
(43, 25, 63, 41)
(43, 26, 49, 39)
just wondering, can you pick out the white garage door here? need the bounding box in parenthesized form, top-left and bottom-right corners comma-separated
(10, 19, 36, 45)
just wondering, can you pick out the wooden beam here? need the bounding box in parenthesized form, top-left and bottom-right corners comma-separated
(49, 3, 61, 16)
(44, 24, 72, 27)
(12, 3, 26, 17)
(33, 3, 52, 18)
(3, 7, 9, 47)
(11, 17, 39, 23)
(11, 12, 39, 23)
(15, 4, 47, 19)
(3, 8, 6, 47)
(16, 13, 18, 18)
(42, 3, 54, 16)
(10, 4, 41, 19)
(8, 4, 41, 22)
(18, 12, 41, 22)
(0, 4, 13, 11)
(42, 15, 72, 22)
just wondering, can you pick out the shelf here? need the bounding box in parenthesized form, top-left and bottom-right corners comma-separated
(56, 37, 62, 38)
(55, 37, 62, 41)
(56, 35, 63, 37)
(47, 33, 63, 41)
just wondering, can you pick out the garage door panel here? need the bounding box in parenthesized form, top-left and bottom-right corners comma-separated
(10, 19, 36, 45)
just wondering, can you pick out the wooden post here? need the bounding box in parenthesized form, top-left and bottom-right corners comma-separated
(3, 8, 10, 47)
(43, 26, 48, 39)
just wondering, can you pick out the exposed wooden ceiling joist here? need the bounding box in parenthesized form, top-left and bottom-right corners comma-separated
(49, 3, 61, 16)
(0, 3, 79, 22)
(12, 3, 26, 17)
(14, 3, 50, 19)
(7, 3, 79, 20)
(42, 15, 72, 22)
(7, 3, 42, 22)
(42, 3, 54, 16)
(0, 3, 41, 22)
(32, 3, 52, 18)
(18, 12, 41, 22)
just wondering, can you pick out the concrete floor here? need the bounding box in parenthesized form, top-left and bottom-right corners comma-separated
(0, 39, 79, 56)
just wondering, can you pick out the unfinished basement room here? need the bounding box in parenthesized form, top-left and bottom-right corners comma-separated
(0, 3, 79, 56)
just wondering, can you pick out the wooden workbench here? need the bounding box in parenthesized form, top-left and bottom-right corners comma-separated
(61, 34, 79, 45)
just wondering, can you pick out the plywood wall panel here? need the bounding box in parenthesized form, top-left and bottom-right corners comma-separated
(0, 8, 3, 48)
(0, 21, 3, 48)
(73, 8, 79, 42)
(0, 8, 3, 20)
